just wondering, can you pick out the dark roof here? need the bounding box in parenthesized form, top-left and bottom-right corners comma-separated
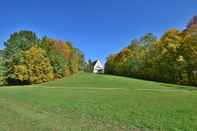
(92, 60, 99, 66)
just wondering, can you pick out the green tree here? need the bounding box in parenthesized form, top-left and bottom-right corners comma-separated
(4, 31, 39, 57)
(84, 59, 94, 72)
(140, 33, 157, 46)
(40, 37, 67, 78)
(0, 56, 6, 85)
(105, 54, 116, 74)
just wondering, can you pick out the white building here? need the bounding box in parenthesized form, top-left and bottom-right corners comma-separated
(92, 60, 104, 73)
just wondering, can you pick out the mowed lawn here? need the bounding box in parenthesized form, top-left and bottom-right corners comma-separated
(0, 73, 197, 131)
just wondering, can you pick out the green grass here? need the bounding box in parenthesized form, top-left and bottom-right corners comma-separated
(0, 72, 197, 131)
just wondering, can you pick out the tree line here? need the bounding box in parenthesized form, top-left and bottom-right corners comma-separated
(105, 16, 197, 86)
(0, 30, 84, 85)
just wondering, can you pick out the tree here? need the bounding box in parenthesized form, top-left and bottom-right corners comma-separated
(138, 33, 157, 79)
(40, 38, 85, 78)
(105, 16, 197, 85)
(181, 33, 197, 85)
(84, 59, 94, 72)
(69, 47, 85, 73)
(4, 31, 39, 84)
(40, 38, 67, 78)
(140, 33, 157, 46)
(158, 29, 183, 82)
(2, 30, 84, 85)
(105, 54, 116, 74)
(0, 56, 6, 85)
(4, 31, 39, 58)
(12, 47, 54, 84)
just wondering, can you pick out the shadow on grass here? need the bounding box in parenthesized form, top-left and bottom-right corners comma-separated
(159, 83, 197, 91)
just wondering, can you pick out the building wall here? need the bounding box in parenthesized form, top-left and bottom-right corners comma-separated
(93, 60, 104, 73)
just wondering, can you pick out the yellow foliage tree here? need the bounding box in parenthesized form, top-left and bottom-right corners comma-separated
(14, 47, 54, 84)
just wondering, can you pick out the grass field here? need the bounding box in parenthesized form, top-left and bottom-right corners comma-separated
(0, 72, 197, 131)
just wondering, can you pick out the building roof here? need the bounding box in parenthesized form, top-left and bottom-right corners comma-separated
(92, 59, 99, 66)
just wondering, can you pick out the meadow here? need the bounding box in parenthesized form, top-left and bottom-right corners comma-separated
(0, 72, 197, 131)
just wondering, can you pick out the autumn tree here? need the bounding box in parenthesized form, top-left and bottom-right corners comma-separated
(105, 16, 197, 85)
(4, 31, 40, 84)
(40, 37, 67, 78)
(156, 29, 183, 82)
(40, 37, 84, 78)
(3, 30, 84, 85)
(181, 33, 197, 85)
(10, 47, 54, 84)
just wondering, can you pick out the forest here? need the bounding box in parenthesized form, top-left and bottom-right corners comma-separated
(1, 16, 197, 86)
(105, 16, 197, 86)
(0, 31, 84, 85)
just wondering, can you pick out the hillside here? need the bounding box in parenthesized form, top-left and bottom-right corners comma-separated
(0, 73, 197, 130)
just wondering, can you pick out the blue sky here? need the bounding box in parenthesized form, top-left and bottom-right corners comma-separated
(0, 0, 197, 62)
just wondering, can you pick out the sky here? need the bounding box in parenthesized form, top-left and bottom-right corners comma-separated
(0, 0, 197, 62)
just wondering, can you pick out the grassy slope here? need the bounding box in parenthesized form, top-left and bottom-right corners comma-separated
(0, 72, 197, 131)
